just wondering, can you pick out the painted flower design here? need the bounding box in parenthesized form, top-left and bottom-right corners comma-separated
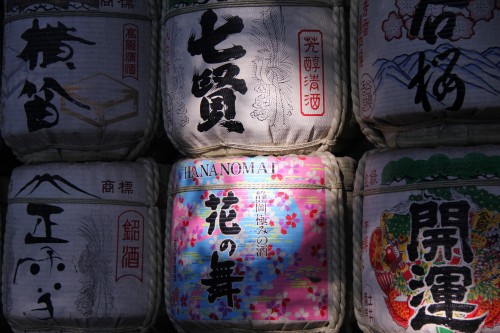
(403, 4, 444, 40)
(311, 243, 327, 266)
(276, 292, 291, 308)
(247, 269, 263, 283)
(200, 264, 212, 279)
(290, 251, 302, 267)
(304, 203, 318, 218)
(186, 201, 201, 217)
(451, 14, 475, 40)
(272, 248, 286, 275)
(396, 0, 420, 16)
(261, 308, 279, 320)
(311, 218, 325, 234)
(269, 191, 292, 211)
(468, 0, 496, 21)
(425, 3, 445, 17)
(306, 170, 321, 184)
(188, 303, 201, 320)
(208, 234, 220, 251)
(217, 300, 232, 319)
(383, 11, 404, 40)
(313, 304, 328, 317)
(294, 308, 310, 320)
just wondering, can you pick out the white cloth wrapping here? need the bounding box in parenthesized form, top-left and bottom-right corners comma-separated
(2, 159, 162, 333)
(161, 0, 357, 157)
(1, 0, 161, 162)
(350, 1, 500, 148)
(353, 146, 500, 333)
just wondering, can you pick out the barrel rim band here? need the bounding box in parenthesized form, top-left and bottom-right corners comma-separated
(171, 181, 346, 195)
(354, 178, 500, 197)
(5, 10, 152, 24)
(8, 197, 152, 207)
(372, 118, 500, 133)
(162, 0, 344, 24)
(181, 138, 337, 156)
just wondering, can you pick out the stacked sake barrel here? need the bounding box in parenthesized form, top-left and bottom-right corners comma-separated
(350, 0, 500, 149)
(160, 0, 359, 157)
(1, 0, 160, 163)
(351, 2, 500, 333)
(3, 160, 162, 333)
(0, 1, 164, 332)
(161, 0, 357, 332)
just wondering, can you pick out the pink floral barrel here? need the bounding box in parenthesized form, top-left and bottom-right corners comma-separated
(165, 153, 355, 332)
(352, 1, 500, 148)
(2, 159, 162, 332)
(353, 145, 500, 333)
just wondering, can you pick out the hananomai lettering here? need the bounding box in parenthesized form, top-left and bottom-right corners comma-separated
(184, 161, 276, 179)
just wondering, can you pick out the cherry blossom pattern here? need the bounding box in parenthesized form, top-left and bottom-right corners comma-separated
(261, 300, 280, 320)
(308, 286, 329, 318)
(468, 0, 496, 21)
(396, 0, 420, 16)
(294, 307, 310, 320)
(311, 243, 328, 266)
(278, 156, 306, 177)
(217, 300, 233, 319)
(268, 191, 292, 211)
(180, 293, 189, 307)
(290, 251, 302, 267)
(304, 203, 318, 219)
(451, 14, 475, 40)
(306, 169, 321, 185)
(277, 212, 299, 235)
(188, 299, 201, 320)
(388, 1, 498, 41)
(271, 247, 287, 275)
(383, 11, 404, 40)
(260, 293, 292, 321)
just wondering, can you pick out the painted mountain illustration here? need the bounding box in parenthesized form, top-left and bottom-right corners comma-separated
(372, 44, 500, 102)
(14, 173, 101, 198)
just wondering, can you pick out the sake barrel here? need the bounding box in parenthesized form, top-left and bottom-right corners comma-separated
(350, 1, 500, 148)
(165, 153, 355, 332)
(161, 0, 356, 157)
(353, 146, 500, 333)
(1, 0, 160, 163)
(2, 159, 162, 332)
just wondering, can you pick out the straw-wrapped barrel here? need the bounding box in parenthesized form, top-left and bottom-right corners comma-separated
(2, 159, 162, 332)
(353, 146, 500, 333)
(166, 152, 355, 332)
(351, 1, 500, 148)
(1, 0, 160, 162)
(161, 0, 356, 157)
